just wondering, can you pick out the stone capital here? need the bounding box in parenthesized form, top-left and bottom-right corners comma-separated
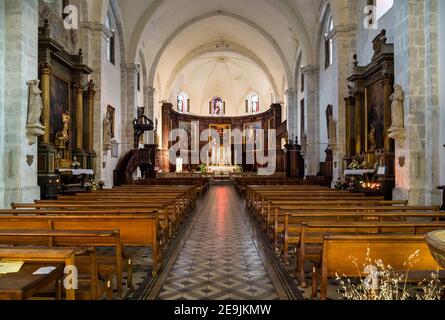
(81, 22, 113, 40)
(301, 65, 320, 76)
(146, 86, 155, 95)
(284, 88, 295, 96)
(329, 24, 357, 40)
(124, 63, 141, 74)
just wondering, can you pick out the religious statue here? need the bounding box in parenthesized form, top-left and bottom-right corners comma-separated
(26, 79, 45, 145)
(27, 80, 44, 126)
(388, 84, 406, 147)
(103, 115, 112, 150)
(55, 111, 71, 150)
(328, 115, 337, 151)
(301, 133, 307, 155)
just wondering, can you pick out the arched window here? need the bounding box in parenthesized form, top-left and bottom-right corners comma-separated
(177, 92, 190, 113)
(325, 16, 334, 69)
(376, 0, 393, 20)
(210, 97, 224, 116)
(105, 12, 115, 65)
(246, 94, 260, 114)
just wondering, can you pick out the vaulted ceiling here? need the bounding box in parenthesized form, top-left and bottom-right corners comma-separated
(89, 0, 329, 114)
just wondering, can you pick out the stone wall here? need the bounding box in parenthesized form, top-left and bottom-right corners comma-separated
(2, 0, 40, 207)
(0, 0, 5, 208)
(440, 0, 445, 187)
(393, 0, 440, 205)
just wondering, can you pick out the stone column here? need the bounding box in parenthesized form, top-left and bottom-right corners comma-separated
(146, 86, 155, 145)
(40, 63, 51, 144)
(1, 0, 40, 207)
(75, 83, 84, 151)
(302, 65, 320, 176)
(393, 0, 440, 205)
(331, 26, 356, 183)
(121, 63, 139, 154)
(285, 88, 296, 140)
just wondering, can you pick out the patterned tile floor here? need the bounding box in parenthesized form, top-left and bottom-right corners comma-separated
(156, 185, 280, 300)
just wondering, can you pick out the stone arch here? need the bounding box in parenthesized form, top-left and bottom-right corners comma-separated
(146, 11, 293, 92)
(164, 41, 279, 101)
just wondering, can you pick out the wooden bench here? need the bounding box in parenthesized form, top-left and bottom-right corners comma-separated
(0, 248, 76, 300)
(279, 211, 445, 265)
(316, 234, 444, 300)
(0, 229, 128, 298)
(297, 221, 445, 288)
(0, 213, 162, 276)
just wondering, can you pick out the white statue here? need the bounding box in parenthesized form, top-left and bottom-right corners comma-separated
(103, 115, 112, 151)
(26, 79, 45, 145)
(328, 115, 337, 151)
(27, 80, 44, 125)
(388, 84, 406, 147)
(301, 134, 307, 155)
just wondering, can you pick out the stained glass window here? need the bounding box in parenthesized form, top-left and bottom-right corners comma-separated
(177, 92, 189, 113)
(211, 97, 224, 116)
(248, 94, 260, 114)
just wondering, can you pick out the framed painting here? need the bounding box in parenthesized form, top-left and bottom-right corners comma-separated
(366, 82, 385, 151)
(209, 124, 231, 142)
(243, 121, 262, 148)
(179, 121, 192, 151)
(50, 73, 71, 142)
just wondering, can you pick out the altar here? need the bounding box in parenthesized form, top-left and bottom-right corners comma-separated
(207, 165, 239, 174)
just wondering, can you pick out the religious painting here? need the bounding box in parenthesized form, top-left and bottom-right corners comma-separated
(244, 121, 262, 149)
(179, 121, 192, 151)
(366, 83, 385, 150)
(210, 97, 224, 116)
(107, 105, 116, 139)
(209, 124, 231, 165)
(50, 73, 71, 142)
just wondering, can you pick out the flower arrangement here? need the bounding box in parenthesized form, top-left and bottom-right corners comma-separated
(71, 158, 81, 169)
(233, 165, 243, 173)
(84, 180, 104, 192)
(335, 248, 443, 300)
(197, 164, 208, 174)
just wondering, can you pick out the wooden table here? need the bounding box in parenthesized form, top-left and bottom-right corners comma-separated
(0, 262, 64, 300)
(0, 248, 76, 300)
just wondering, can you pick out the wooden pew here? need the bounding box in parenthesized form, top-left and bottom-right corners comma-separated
(279, 211, 445, 265)
(0, 213, 162, 276)
(0, 229, 128, 298)
(316, 234, 444, 300)
(297, 221, 445, 288)
(0, 248, 76, 300)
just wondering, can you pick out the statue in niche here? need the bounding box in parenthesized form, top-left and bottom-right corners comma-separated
(103, 115, 112, 150)
(388, 84, 406, 147)
(328, 115, 337, 151)
(26, 79, 45, 145)
(55, 111, 70, 150)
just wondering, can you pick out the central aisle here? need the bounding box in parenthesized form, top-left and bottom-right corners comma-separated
(156, 185, 280, 300)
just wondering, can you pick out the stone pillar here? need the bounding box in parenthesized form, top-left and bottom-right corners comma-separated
(0, 0, 5, 208)
(331, 26, 356, 183)
(1, 0, 40, 207)
(40, 63, 51, 144)
(122, 63, 139, 154)
(393, 0, 440, 205)
(285, 88, 296, 140)
(303, 65, 320, 176)
(146, 86, 155, 145)
(75, 83, 84, 151)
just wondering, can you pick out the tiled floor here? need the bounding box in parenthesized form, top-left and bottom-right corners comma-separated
(156, 185, 280, 300)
